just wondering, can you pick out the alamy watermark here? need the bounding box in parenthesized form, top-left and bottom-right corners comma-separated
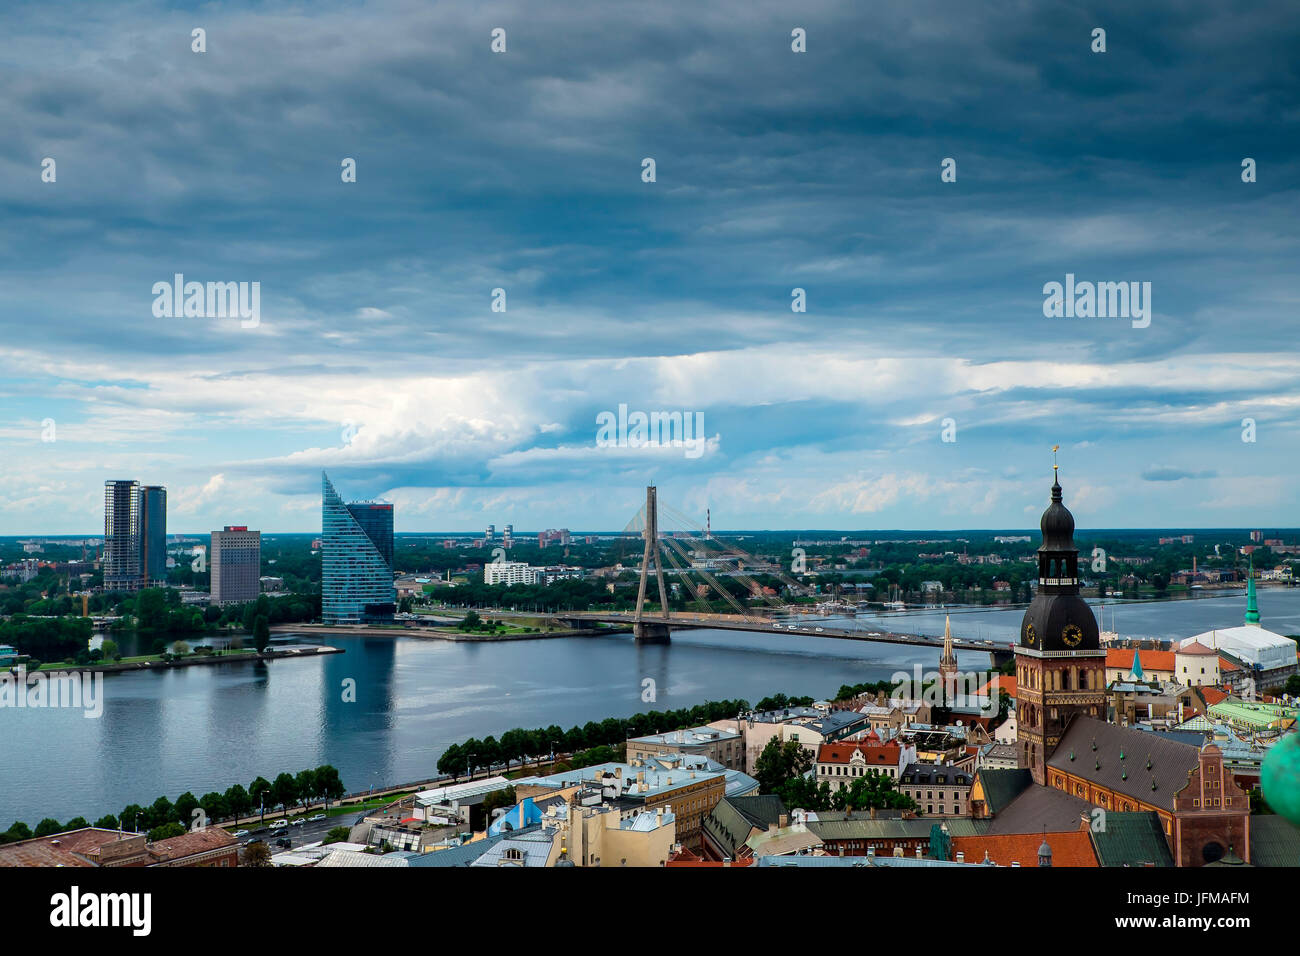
(1, 666, 103, 718)
(595, 403, 707, 459)
(1042, 273, 1150, 329)
(152, 274, 260, 328)
(890, 665, 1004, 717)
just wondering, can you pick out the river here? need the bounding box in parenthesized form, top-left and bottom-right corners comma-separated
(1, 587, 1295, 825)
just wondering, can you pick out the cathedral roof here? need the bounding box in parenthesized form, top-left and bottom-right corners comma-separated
(1047, 717, 1199, 813)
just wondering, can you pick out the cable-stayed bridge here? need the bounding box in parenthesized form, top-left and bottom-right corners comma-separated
(550, 486, 1016, 668)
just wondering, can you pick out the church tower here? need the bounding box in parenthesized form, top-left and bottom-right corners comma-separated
(939, 614, 958, 694)
(1016, 458, 1107, 785)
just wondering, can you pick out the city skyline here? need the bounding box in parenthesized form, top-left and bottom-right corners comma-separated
(2, 0, 1297, 534)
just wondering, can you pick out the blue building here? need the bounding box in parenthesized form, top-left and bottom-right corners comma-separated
(322, 472, 396, 624)
(139, 485, 167, 586)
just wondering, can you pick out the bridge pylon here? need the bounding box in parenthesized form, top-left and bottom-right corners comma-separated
(633, 485, 671, 643)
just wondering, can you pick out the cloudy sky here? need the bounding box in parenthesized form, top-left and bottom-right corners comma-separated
(1, 0, 1297, 534)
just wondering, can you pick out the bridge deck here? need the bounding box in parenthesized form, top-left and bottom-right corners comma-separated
(559, 611, 1012, 652)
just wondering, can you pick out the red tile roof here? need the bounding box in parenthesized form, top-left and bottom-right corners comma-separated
(1201, 687, 1230, 707)
(952, 831, 1099, 868)
(1178, 641, 1217, 656)
(1107, 649, 1175, 672)
(0, 827, 238, 868)
(817, 741, 900, 764)
(977, 675, 1017, 698)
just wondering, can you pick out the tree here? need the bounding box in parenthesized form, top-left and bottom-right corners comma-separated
(778, 775, 833, 811)
(754, 738, 813, 794)
(830, 770, 916, 812)
(93, 814, 119, 830)
(499, 728, 526, 771)
(174, 792, 200, 826)
(148, 822, 186, 841)
(314, 766, 344, 809)
(249, 777, 272, 821)
(1285, 674, 1300, 698)
(324, 826, 351, 845)
(438, 743, 464, 781)
(144, 796, 174, 830)
(253, 615, 270, 653)
(101, 638, 119, 661)
(242, 841, 273, 867)
(225, 784, 252, 821)
(2, 821, 32, 843)
(119, 804, 145, 832)
(294, 770, 318, 810)
(34, 818, 63, 837)
(271, 773, 298, 815)
(199, 792, 228, 822)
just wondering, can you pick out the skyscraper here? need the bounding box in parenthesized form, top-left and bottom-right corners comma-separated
(322, 472, 396, 624)
(211, 526, 261, 606)
(103, 480, 141, 591)
(139, 485, 168, 586)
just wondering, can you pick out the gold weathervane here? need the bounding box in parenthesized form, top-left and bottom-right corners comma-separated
(1052, 444, 1059, 477)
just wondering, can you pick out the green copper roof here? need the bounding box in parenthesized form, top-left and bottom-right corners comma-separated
(1130, 652, 1145, 681)
(1089, 812, 1174, 867)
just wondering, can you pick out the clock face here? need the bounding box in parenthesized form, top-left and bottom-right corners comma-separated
(1062, 623, 1083, 647)
(1025, 623, 1037, 645)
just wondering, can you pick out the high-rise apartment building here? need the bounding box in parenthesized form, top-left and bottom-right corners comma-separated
(322, 472, 396, 625)
(483, 561, 541, 586)
(139, 485, 168, 586)
(211, 526, 261, 606)
(104, 480, 142, 591)
(103, 480, 168, 591)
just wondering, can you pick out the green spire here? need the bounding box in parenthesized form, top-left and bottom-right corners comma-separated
(1130, 651, 1144, 681)
(1245, 555, 1260, 625)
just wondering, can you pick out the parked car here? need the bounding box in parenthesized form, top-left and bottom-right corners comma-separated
(307, 814, 326, 822)
(233, 829, 250, 838)
(289, 818, 305, 826)
(275, 837, 292, 849)
(269, 819, 289, 830)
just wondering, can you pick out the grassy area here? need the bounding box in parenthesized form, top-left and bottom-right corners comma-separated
(31, 647, 263, 671)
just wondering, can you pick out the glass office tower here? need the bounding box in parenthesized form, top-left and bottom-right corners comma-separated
(322, 472, 396, 624)
(104, 479, 141, 591)
(139, 485, 168, 586)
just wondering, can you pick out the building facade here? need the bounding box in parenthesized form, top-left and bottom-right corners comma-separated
(897, 763, 972, 816)
(322, 472, 397, 624)
(483, 561, 541, 585)
(211, 526, 261, 606)
(139, 485, 167, 586)
(626, 726, 744, 769)
(103, 479, 142, 591)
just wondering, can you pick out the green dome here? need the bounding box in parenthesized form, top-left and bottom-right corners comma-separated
(1261, 733, 1300, 827)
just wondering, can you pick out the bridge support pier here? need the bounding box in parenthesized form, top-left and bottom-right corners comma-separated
(989, 648, 1014, 671)
(634, 622, 672, 644)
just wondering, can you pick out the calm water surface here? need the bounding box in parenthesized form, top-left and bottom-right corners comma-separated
(2, 587, 1295, 824)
